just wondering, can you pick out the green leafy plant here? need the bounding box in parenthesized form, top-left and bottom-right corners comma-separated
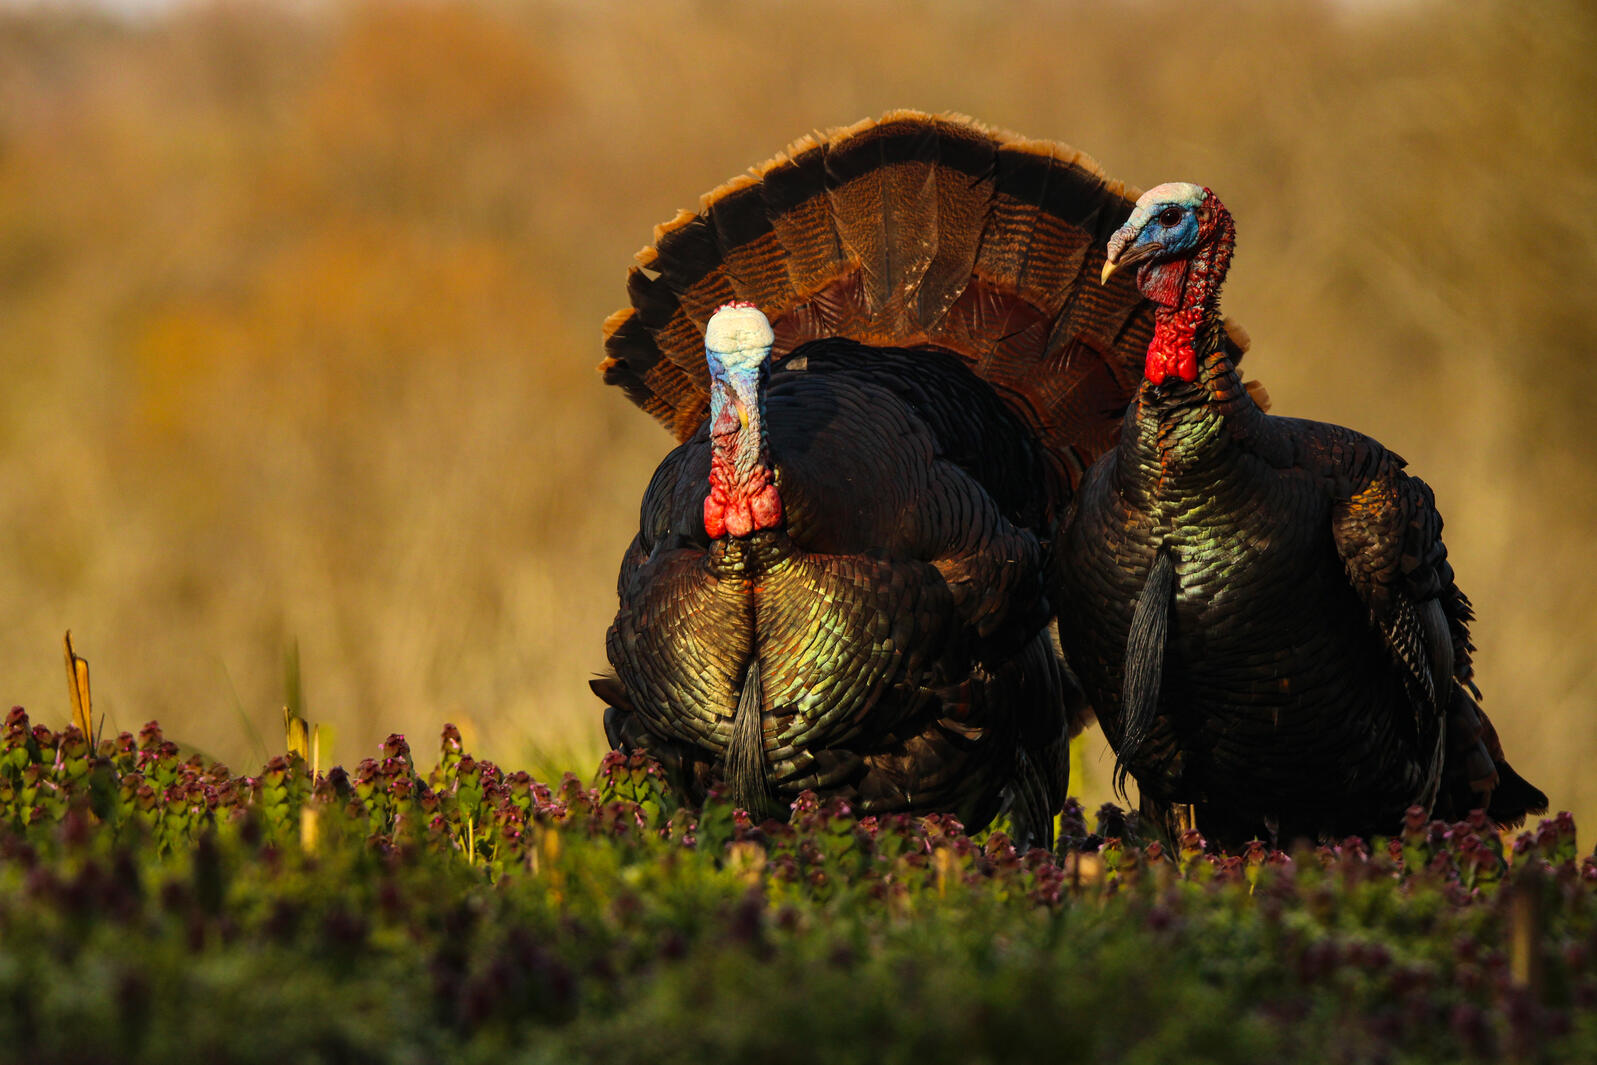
(0, 705, 1592, 1064)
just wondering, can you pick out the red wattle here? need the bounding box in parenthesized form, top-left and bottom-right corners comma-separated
(705, 465, 782, 541)
(1146, 305, 1201, 384)
(1133, 191, 1233, 388)
(750, 482, 782, 529)
(1145, 353, 1167, 386)
(724, 498, 753, 538)
(705, 389, 782, 539)
(704, 494, 726, 539)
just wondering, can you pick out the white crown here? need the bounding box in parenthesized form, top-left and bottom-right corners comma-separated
(705, 303, 774, 370)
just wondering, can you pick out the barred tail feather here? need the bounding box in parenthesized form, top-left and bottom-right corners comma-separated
(599, 110, 1254, 496)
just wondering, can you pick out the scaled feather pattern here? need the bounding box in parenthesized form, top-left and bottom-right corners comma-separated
(1053, 183, 1547, 848)
(592, 111, 1211, 845)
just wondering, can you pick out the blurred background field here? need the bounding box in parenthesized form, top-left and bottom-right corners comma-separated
(0, 0, 1591, 824)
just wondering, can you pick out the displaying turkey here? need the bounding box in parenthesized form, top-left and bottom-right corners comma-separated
(1051, 182, 1548, 848)
(593, 111, 1202, 844)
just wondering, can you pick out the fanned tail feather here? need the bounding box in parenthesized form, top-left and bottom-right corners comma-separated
(599, 109, 1255, 498)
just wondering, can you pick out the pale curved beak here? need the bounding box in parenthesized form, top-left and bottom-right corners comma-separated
(1099, 235, 1162, 286)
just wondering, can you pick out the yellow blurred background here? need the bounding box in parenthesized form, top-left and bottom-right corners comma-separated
(1, 0, 1591, 826)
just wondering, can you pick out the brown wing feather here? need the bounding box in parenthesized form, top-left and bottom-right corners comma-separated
(1328, 439, 1455, 705)
(1324, 428, 1529, 817)
(1263, 420, 1542, 825)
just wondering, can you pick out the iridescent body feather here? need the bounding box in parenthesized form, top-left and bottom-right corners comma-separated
(592, 112, 1227, 844)
(1054, 184, 1547, 847)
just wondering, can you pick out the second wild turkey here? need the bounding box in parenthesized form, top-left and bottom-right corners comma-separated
(1051, 182, 1548, 847)
(591, 111, 1233, 844)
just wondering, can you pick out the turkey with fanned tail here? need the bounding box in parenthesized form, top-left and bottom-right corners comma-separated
(591, 111, 1240, 845)
(1051, 182, 1547, 848)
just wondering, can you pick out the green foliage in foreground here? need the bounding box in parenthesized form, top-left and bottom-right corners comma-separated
(0, 708, 1593, 1064)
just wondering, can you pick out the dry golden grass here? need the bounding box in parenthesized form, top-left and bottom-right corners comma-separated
(1, 0, 1591, 825)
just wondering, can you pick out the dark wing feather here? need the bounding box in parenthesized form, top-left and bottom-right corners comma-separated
(1322, 423, 1543, 822)
(1327, 433, 1454, 712)
(603, 361, 1065, 834)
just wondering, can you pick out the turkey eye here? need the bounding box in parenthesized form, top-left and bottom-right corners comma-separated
(1158, 207, 1183, 228)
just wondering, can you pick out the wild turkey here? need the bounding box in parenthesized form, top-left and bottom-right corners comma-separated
(1051, 182, 1548, 848)
(592, 110, 1177, 844)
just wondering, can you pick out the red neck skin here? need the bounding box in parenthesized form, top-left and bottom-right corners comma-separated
(703, 384, 782, 541)
(1140, 205, 1236, 385)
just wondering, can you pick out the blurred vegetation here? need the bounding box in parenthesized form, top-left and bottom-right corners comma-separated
(0, 0, 1592, 826)
(2, 706, 1597, 1062)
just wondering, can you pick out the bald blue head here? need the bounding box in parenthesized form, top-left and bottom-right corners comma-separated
(1100, 182, 1236, 382)
(1103, 182, 1209, 280)
(703, 302, 783, 537)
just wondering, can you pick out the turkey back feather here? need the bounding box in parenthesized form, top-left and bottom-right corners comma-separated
(599, 110, 1251, 502)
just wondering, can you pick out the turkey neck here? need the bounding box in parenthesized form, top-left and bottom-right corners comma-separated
(1130, 211, 1263, 477)
(1142, 207, 1234, 386)
(704, 364, 784, 541)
